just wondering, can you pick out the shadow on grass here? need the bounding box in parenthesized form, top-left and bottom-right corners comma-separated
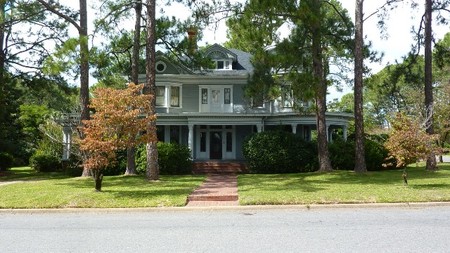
(53, 174, 205, 197)
(0, 167, 70, 182)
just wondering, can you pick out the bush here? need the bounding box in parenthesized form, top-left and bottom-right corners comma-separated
(329, 134, 392, 171)
(62, 153, 83, 177)
(29, 153, 61, 172)
(243, 131, 317, 173)
(0, 152, 14, 171)
(136, 142, 193, 175)
(102, 149, 127, 176)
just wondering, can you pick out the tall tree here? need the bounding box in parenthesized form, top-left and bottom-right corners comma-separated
(354, 0, 367, 173)
(424, 0, 437, 171)
(144, 0, 159, 180)
(36, 0, 91, 175)
(310, 0, 332, 172)
(124, 0, 143, 175)
(226, 0, 353, 172)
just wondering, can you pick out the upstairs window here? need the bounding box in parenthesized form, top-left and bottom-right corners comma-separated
(156, 86, 166, 106)
(156, 84, 182, 108)
(170, 86, 180, 107)
(215, 60, 231, 70)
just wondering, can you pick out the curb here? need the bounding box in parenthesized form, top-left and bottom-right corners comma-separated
(2, 202, 450, 214)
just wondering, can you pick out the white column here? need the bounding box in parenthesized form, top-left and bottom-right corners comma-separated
(326, 124, 331, 142)
(291, 124, 297, 134)
(188, 124, 194, 158)
(62, 126, 72, 160)
(343, 125, 348, 141)
(164, 125, 170, 143)
(256, 124, 263, 133)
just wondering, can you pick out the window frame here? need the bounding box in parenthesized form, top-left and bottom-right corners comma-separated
(155, 83, 182, 108)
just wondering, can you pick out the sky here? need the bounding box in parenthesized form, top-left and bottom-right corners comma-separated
(64, 0, 449, 100)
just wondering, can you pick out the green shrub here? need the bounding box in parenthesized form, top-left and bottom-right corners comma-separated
(243, 131, 317, 173)
(29, 153, 61, 172)
(329, 134, 392, 171)
(329, 138, 355, 170)
(102, 149, 127, 176)
(136, 142, 192, 175)
(0, 152, 14, 171)
(62, 153, 83, 177)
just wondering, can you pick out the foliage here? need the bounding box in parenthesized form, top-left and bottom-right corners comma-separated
(384, 112, 441, 168)
(243, 131, 317, 173)
(157, 142, 192, 175)
(329, 135, 392, 171)
(29, 153, 61, 172)
(136, 142, 193, 175)
(0, 152, 14, 171)
(80, 83, 156, 172)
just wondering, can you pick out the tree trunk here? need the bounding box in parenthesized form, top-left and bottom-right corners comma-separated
(125, 147, 137, 175)
(311, 0, 332, 172)
(79, 0, 91, 177)
(124, 0, 143, 176)
(354, 0, 367, 173)
(424, 0, 437, 171)
(0, 1, 5, 83)
(145, 0, 159, 180)
(92, 169, 103, 192)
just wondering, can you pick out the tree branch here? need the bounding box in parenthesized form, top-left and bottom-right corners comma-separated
(36, 0, 81, 32)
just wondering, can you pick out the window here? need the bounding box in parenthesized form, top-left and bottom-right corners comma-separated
(217, 61, 224, 69)
(170, 126, 180, 144)
(201, 88, 208, 104)
(156, 86, 165, 106)
(156, 84, 181, 108)
(281, 85, 293, 108)
(214, 60, 231, 70)
(170, 86, 180, 107)
(200, 132, 206, 152)
(156, 61, 166, 73)
(226, 132, 232, 152)
(224, 88, 231, 104)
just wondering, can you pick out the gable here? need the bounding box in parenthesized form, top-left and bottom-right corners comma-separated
(204, 44, 237, 62)
(154, 52, 193, 75)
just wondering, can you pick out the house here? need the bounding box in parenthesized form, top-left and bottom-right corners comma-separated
(138, 43, 352, 171)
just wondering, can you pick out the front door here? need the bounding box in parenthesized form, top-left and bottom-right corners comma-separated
(209, 131, 222, 159)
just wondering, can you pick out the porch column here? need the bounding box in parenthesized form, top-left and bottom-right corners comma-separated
(188, 124, 194, 158)
(291, 124, 297, 134)
(256, 124, 263, 133)
(343, 125, 348, 141)
(164, 125, 170, 143)
(62, 126, 72, 160)
(326, 124, 331, 142)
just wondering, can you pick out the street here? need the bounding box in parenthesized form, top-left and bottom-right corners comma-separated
(1, 205, 450, 252)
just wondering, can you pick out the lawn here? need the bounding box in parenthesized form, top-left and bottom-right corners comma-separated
(0, 167, 205, 208)
(238, 163, 450, 205)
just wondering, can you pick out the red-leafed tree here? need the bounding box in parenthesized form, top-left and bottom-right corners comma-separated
(384, 112, 441, 168)
(80, 83, 156, 191)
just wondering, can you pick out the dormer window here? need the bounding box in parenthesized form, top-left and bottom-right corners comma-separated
(215, 60, 231, 70)
(206, 48, 235, 70)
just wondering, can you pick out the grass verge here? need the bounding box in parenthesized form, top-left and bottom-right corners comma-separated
(238, 163, 450, 205)
(0, 167, 205, 208)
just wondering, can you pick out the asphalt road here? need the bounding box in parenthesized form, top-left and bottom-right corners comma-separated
(1, 205, 450, 253)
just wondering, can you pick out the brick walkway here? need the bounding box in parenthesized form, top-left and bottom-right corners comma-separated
(186, 174, 239, 207)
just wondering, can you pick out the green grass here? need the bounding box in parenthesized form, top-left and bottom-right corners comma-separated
(238, 163, 450, 205)
(0, 167, 205, 208)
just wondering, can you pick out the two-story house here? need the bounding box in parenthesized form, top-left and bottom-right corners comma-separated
(139, 43, 352, 170)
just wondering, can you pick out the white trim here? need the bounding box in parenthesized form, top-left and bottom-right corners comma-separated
(155, 82, 183, 109)
(198, 85, 233, 113)
(195, 125, 236, 160)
